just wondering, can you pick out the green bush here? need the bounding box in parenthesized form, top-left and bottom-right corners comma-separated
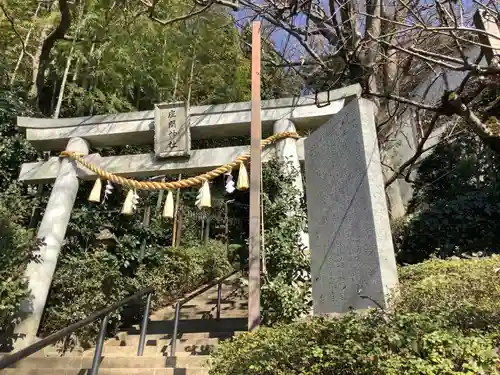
(394, 189, 500, 263)
(33, 181, 233, 348)
(40, 240, 232, 348)
(210, 257, 500, 375)
(0, 88, 38, 190)
(0, 199, 40, 349)
(39, 248, 134, 348)
(395, 126, 500, 263)
(135, 240, 233, 304)
(261, 158, 311, 324)
(210, 312, 499, 375)
(396, 256, 500, 332)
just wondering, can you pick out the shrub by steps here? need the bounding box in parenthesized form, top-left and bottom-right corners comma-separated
(210, 257, 500, 375)
(32, 240, 233, 350)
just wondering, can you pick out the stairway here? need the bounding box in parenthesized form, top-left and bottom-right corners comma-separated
(1, 274, 247, 374)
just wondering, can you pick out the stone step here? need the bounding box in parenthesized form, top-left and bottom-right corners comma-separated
(0, 368, 208, 375)
(4, 355, 209, 369)
(44, 350, 213, 358)
(148, 312, 247, 323)
(42, 338, 220, 357)
(0, 277, 246, 370)
(110, 330, 242, 345)
(119, 337, 219, 349)
(123, 318, 247, 337)
(149, 301, 247, 321)
(148, 280, 247, 322)
(102, 334, 236, 353)
(22, 331, 239, 359)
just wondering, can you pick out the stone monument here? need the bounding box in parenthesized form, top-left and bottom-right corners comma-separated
(304, 98, 398, 315)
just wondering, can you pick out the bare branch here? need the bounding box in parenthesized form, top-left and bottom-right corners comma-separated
(408, 46, 465, 65)
(205, 0, 240, 10)
(143, 1, 212, 26)
(214, 0, 500, 186)
(0, 2, 34, 60)
(457, 50, 485, 94)
(366, 90, 439, 111)
(386, 37, 498, 75)
(448, 94, 499, 141)
(424, 26, 500, 44)
(385, 113, 441, 187)
(434, 0, 468, 63)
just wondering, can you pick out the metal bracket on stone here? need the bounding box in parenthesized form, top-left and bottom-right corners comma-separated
(154, 101, 191, 159)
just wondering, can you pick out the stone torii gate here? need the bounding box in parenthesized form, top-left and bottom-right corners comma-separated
(14, 84, 364, 346)
(16, 83, 399, 348)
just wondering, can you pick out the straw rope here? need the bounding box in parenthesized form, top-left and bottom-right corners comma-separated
(59, 132, 300, 190)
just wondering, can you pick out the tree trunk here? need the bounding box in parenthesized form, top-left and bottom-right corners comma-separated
(30, 0, 73, 111)
(29, 24, 51, 100)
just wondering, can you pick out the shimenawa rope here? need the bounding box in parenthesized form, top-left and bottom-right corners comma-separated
(59, 132, 300, 190)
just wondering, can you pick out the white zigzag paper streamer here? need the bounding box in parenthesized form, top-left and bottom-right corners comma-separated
(224, 171, 235, 194)
(131, 191, 139, 211)
(102, 181, 114, 204)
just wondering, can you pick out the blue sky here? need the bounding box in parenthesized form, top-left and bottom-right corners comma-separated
(228, 0, 481, 62)
(231, 3, 311, 60)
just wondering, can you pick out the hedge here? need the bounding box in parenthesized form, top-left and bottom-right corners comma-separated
(209, 257, 500, 375)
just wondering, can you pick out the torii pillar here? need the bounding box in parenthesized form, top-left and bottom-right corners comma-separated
(14, 137, 89, 349)
(273, 119, 309, 252)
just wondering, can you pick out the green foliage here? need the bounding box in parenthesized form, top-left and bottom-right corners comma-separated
(395, 126, 500, 263)
(408, 127, 500, 210)
(0, 0, 298, 355)
(0, 88, 41, 346)
(1, 1, 259, 116)
(395, 189, 500, 263)
(0, 2, 259, 345)
(40, 239, 232, 347)
(39, 248, 134, 348)
(210, 257, 500, 375)
(396, 257, 500, 333)
(0, 199, 40, 343)
(210, 312, 499, 375)
(135, 240, 233, 298)
(0, 88, 38, 189)
(261, 158, 311, 324)
(36, 182, 233, 346)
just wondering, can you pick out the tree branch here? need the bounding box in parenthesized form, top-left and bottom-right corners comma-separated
(366, 90, 439, 111)
(237, 0, 329, 67)
(448, 95, 498, 139)
(457, 50, 485, 94)
(140, 0, 239, 24)
(0, 2, 34, 60)
(61, 35, 107, 43)
(195, 0, 239, 10)
(144, 1, 212, 25)
(385, 113, 440, 187)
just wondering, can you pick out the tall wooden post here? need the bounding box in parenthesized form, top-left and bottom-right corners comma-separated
(248, 20, 262, 332)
